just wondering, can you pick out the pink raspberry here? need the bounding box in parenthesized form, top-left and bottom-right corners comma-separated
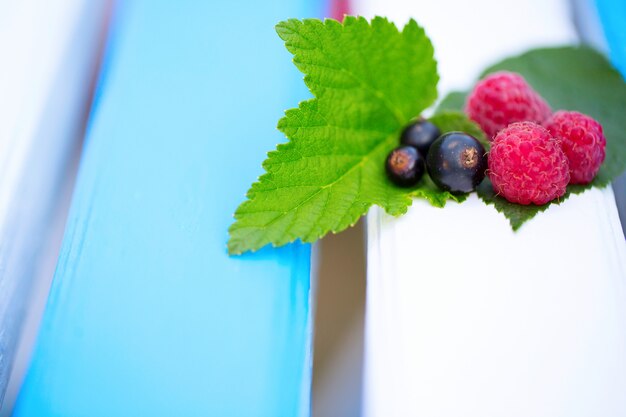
(544, 111, 606, 184)
(489, 122, 570, 205)
(465, 71, 552, 139)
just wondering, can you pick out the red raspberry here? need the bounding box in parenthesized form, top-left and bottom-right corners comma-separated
(544, 111, 606, 184)
(465, 71, 552, 139)
(489, 122, 570, 205)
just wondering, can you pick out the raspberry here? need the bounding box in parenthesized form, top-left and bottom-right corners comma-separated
(465, 71, 552, 139)
(488, 122, 570, 205)
(544, 111, 606, 184)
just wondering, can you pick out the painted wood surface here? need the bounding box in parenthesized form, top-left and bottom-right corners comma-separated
(13, 1, 322, 416)
(596, 0, 626, 76)
(595, 0, 626, 227)
(358, 0, 626, 416)
(0, 0, 107, 404)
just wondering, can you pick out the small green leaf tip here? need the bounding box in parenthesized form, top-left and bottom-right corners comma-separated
(228, 16, 441, 254)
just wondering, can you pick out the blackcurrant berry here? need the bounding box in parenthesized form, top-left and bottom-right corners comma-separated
(385, 146, 425, 187)
(400, 119, 441, 155)
(426, 132, 487, 193)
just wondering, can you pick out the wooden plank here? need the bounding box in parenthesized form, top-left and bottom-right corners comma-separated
(0, 0, 107, 404)
(594, 0, 626, 230)
(595, 0, 626, 75)
(356, 0, 626, 415)
(13, 1, 323, 416)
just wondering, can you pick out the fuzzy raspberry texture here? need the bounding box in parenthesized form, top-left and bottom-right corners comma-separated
(544, 111, 606, 184)
(465, 71, 552, 139)
(489, 122, 570, 205)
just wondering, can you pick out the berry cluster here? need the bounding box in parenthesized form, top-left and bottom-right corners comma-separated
(385, 119, 487, 193)
(466, 71, 606, 205)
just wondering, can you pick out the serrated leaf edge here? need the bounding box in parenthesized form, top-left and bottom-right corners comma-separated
(228, 17, 441, 254)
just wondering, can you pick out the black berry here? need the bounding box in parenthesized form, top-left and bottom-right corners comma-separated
(400, 119, 441, 155)
(386, 146, 425, 187)
(426, 132, 487, 193)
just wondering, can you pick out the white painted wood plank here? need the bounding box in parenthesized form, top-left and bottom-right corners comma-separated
(0, 0, 108, 404)
(356, 0, 626, 415)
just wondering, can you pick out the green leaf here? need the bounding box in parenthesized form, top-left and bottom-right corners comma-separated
(441, 46, 626, 230)
(430, 111, 489, 150)
(477, 179, 557, 230)
(411, 177, 467, 207)
(436, 91, 467, 113)
(482, 46, 626, 188)
(228, 17, 443, 254)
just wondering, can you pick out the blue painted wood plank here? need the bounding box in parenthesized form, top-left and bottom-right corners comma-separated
(13, 1, 323, 416)
(595, 0, 626, 76)
(594, 0, 626, 227)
